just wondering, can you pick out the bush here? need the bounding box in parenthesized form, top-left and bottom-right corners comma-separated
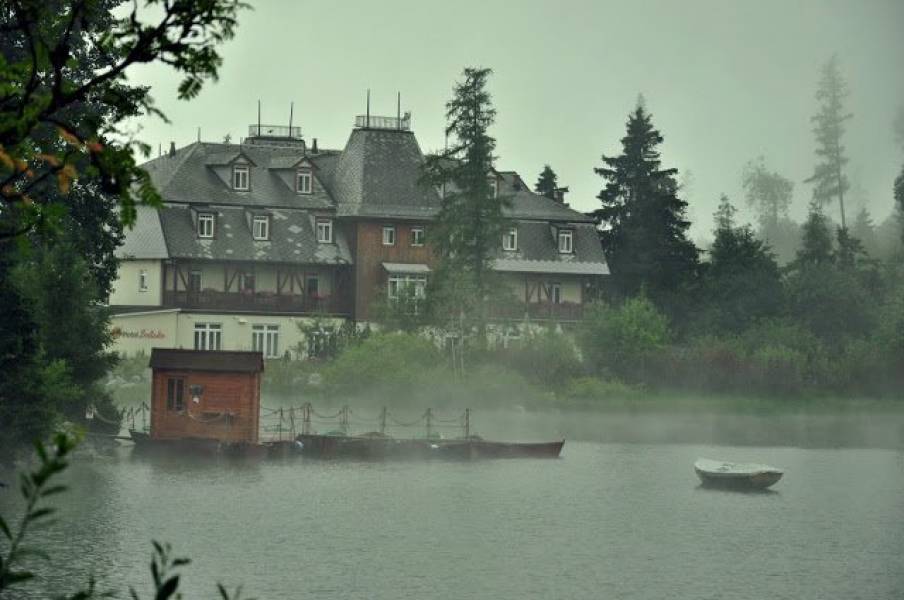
(579, 296, 670, 383)
(497, 328, 583, 389)
(558, 376, 643, 408)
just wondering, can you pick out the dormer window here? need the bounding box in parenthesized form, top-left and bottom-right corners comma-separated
(316, 219, 333, 243)
(558, 228, 573, 254)
(487, 175, 498, 199)
(503, 226, 518, 251)
(252, 215, 269, 241)
(198, 213, 215, 238)
(233, 164, 249, 190)
(296, 169, 312, 194)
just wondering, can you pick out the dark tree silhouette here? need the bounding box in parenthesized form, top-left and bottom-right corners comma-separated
(534, 165, 558, 199)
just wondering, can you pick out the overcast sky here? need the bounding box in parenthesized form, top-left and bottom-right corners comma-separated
(129, 0, 904, 239)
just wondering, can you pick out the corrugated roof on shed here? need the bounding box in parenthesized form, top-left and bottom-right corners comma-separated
(149, 348, 264, 373)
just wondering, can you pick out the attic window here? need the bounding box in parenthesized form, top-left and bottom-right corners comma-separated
(233, 164, 249, 190)
(198, 213, 215, 238)
(503, 226, 518, 251)
(316, 219, 333, 243)
(252, 215, 269, 241)
(296, 169, 312, 194)
(487, 175, 498, 198)
(558, 229, 573, 254)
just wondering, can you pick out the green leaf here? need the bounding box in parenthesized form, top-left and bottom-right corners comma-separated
(155, 575, 180, 600)
(0, 515, 10, 539)
(41, 484, 69, 497)
(4, 569, 35, 584)
(28, 507, 55, 521)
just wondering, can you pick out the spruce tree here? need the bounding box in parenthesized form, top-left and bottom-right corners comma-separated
(593, 98, 698, 309)
(894, 166, 904, 245)
(794, 205, 835, 268)
(425, 67, 509, 340)
(701, 195, 783, 333)
(805, 55, 853, 229)
(534, 165, 558, 199)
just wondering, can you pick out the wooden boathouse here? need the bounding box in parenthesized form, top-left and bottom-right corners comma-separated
(148, 348, 264, 443)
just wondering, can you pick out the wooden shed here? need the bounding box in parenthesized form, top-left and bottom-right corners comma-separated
(148, 348, 264, 443)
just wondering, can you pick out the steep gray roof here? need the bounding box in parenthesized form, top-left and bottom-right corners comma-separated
(142, 142, 335, 210)
(496, 172, 594, 223)
(493, 222, 607, 274)
(331, 129, 442, 219)
(158, 205, 352, 265)
(116, 205, 168, 259)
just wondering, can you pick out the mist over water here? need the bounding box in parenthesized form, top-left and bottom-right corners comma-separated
(2, 436, 902, 599)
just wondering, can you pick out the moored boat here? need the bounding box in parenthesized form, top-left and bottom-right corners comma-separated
(694, 458, 783, 490)
(294, 433, 564, 460)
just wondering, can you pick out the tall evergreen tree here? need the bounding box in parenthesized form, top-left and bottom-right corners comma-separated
(425, 67, 509, 340)
(534, 165, 558, 199)
(794, 205, 835, 268)
(593, 98, 699, 309)
(894, 165, 904, 245)
(805, 54, 853, 229)
(699, 195, 783, 333)
(894, 103, 904, 153)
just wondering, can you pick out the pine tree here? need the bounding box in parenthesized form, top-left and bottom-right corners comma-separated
(805, 55, 853, 229)
(593, 98, 699, 308)
(534, 165, 558, 199)
(424, 67, 509, 340)
(793, 205, 835, 268)
(702, 195, 783, 333)
(894, 165, 904, 245)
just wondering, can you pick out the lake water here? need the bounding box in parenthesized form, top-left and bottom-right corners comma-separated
(2, 412, 903, 599)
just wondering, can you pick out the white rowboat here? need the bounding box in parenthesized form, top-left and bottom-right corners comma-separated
(694, 458, 783, 490)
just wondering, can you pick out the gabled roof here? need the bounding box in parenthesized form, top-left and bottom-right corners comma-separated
(158, 205, 353, 265)
(331, 128, 442, 218)
(204, 149, 255, 166)
(493, 222, 607, 274)
(150, 348, 264, 373)
(267, 155, 309, 170)
(142, 142, 335, 210)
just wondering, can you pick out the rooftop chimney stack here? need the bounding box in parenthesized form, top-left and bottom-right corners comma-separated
(311, 138, 318, 154)
(168, 141, 176, 158)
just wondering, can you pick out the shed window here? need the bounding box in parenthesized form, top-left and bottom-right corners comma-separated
(166, 378, 184, 411)
(252, 215, 269, 240)
(503, 227, 518, 251)
(198, 213, 215, 238)
(296, 169, 312, 194)
(558, 229, 573, 254)
(233, 164, 249, 190)
(193, 323, 221, 350)
(410, 227, 425, 246)
(316, 219, 333, 243)
(382, 225, 396, 246)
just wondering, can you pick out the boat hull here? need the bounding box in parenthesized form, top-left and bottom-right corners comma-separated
(294, 434, 564, 460)
(694, 458, 783, 490)
(129, 430, 266, 460)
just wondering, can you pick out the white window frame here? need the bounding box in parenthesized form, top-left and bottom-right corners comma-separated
(410, 226, 425, 247)
(252, 324, 280, 358)
(558, 229, 573, 254)
(232, 164, 249, 190)
(139, 269, 148, 292)
(296, 169, 312, 194)
(198, 213, 215, 238)
(316, 219, 333, 243)
(382, 225, 396, 246)
(193, 323, 222, 351)
(487, 175, 498, 198)
(503, 227, 518, 251)
(387, 275, 427, 300)
(252, 215, 269, 240)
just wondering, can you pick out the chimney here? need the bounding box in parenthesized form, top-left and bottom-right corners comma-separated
(553, 187, 569, 204)
(168, 141, 176, 158)
(311, 138, 318, 154)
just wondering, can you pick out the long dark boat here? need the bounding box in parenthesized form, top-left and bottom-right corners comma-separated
(294, 432, 564, 460)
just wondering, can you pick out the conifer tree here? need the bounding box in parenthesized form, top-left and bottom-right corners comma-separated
(805, 55, 853, 229)
(424, 67, 509, 340)
(741, 156, 794, 229)
(894, 166, 904, 245)
(794, 205, 835, 268)
(534, 165, 558, 199)
(593, 98, 698, 308)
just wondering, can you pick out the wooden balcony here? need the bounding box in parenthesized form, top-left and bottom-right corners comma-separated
(163, 290, 350, 316)
(491, 301, 585, 322)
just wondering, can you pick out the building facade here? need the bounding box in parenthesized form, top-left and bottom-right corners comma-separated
(108, 116, 608, 357)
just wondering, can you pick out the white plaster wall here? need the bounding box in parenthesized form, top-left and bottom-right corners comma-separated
(109, 260, 163, 306)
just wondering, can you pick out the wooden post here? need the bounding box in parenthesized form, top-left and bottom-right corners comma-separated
(302, 403, 311, 436)
(464, 408, 470, 439)
(380, 406, 387, 435)
(425, 408, 433, 439)
(340, 405, 349, 435)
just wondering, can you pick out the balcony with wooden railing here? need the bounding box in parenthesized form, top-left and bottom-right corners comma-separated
(163, 290, 351, 316)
